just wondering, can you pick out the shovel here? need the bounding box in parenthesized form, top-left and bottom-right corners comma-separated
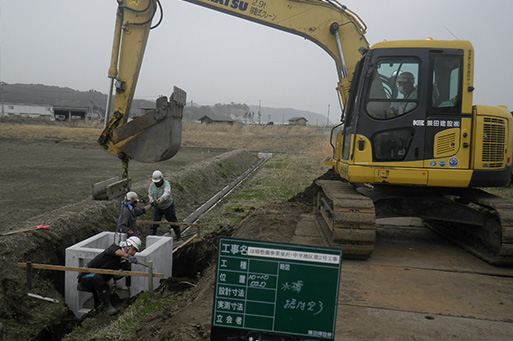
(0, 224, 50, 237)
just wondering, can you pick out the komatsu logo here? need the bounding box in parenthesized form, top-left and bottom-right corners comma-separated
(209, 0, 249, 11)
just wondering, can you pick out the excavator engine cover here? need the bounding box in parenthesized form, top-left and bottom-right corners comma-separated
(112, 86, 186, 163)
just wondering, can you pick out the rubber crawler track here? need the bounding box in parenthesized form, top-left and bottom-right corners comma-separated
(426, 189, 513, 266)
(315, 179, 376, 259)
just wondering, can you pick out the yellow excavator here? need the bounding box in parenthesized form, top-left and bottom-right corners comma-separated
(97, 0, 512, 265)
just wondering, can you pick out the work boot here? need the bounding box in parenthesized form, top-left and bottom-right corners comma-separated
(92, 291, 101, 310)
(98, 290, 118, 316)
(173, 226, 182, 241)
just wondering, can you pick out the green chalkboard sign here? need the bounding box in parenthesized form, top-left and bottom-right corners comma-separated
(211, 237, 343, 341)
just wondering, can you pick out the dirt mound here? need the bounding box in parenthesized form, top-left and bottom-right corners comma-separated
(140, 201, 311, 340)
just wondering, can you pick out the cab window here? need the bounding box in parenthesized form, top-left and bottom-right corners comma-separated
(430, 55, 462, 113)
(366, 60, 420, 120)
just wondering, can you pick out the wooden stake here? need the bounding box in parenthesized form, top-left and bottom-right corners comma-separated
(17, 262, 164, 278)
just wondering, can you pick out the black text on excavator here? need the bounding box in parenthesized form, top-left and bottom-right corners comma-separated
(95, 1, 513, 266)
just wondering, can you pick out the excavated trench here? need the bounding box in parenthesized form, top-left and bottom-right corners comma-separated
(0, 149, 259, 340)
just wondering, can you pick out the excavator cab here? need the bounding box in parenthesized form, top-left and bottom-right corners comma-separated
(333, 40, 480, 187)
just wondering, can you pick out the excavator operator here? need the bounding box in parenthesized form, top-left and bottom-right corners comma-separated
(396, 72, 417, 114)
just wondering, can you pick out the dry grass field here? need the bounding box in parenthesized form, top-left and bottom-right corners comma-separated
(0, 120, 331, 231)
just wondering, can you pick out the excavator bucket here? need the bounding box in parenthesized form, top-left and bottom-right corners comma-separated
(112, 86, 186, 163)
(92, 87, 186, 200)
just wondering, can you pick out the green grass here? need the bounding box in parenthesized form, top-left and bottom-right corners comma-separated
(197, 152, 328, 229)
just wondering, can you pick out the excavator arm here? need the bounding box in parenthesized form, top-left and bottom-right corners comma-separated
(98, 0, 186, 175)
(94, 0, 185, 199)
(100, 0, 369, 165)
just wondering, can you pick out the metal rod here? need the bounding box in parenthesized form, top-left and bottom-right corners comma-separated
(333, 29, 348, 80)
(136, 220, 202, 227)
(104, 78, 115, 128)
(17, 262, 164, 278)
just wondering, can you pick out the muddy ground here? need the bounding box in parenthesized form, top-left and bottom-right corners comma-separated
(2, 129, 513, 340)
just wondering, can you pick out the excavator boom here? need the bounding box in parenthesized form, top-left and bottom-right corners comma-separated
(184, 0, 369, 84)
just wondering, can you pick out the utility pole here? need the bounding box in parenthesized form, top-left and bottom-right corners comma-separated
(327, 104, 330, 126)
(1, 82, 5, 117)
(258, 100, 261, 125)
(0, 44, 4, 117)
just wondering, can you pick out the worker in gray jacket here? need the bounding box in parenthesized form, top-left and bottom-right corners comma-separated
(117, 191, 152, 237)
(148, 170, 182, 242)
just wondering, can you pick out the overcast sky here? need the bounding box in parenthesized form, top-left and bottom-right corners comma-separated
(1, 0, 512, 120)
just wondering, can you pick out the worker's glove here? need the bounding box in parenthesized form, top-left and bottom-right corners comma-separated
(127, 255, 138, 264)
(156, 198, 162, 205)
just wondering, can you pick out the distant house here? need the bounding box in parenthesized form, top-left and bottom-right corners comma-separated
(1, 102, 54, 120)
(53, 106, 88, 121)
(198, 115, 235, 125)
(288, 117, 308, 126)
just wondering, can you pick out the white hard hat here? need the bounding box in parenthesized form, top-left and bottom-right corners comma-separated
(126, 236, 142, 251)
(125, 191, 139, 202)
(152, 170, 163, 183)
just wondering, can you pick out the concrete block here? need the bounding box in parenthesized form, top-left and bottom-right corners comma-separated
(65, 232, 173, 318)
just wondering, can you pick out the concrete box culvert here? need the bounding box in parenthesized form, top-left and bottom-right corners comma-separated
(65, 232, 173, 318)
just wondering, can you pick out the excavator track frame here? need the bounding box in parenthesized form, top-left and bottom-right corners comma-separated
(423, 189, 513, 265)
(315, 178, 513, 266)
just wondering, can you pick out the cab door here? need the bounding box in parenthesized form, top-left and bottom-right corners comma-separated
(355, 48, 430, 165)
(424, 50, 467, 167)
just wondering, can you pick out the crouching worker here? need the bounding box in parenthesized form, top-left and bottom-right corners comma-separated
(77, 236, 142, 315)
